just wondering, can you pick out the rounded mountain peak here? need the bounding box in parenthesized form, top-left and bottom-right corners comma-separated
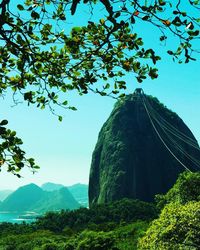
(89, 92, 200, 205)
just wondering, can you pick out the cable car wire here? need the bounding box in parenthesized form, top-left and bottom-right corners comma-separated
(142, 94, 193, 172)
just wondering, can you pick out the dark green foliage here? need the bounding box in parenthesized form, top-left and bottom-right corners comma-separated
(0, 220, 149, 250)
(34, 198, 157, 233)
(1, 172, 199, 250)
(89, 94, 200, 204)
(138, 202, 200, 250)
(0, 230, 67, 250)
(76, 230, 117, 250)
(139, 171, 200, 249)
(115, 221, 149, 250)
(155, 171, 200, 210)
(0, 222, 34, 237)
(0, 120, 38, 176)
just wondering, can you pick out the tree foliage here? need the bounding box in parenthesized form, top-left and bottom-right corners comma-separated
(0, 119, 38, 176)
(155, 171, 200, 210)
(139, 171, 200, 249)
(34, 198, 157, 233)
(0, 0, 200, 173)
(76, 230, 117, 250)
(138, 201, 200, 250)
(0, 0, 200, 108)
(0, 199, 153, 249)
(0, 221, 148, 250)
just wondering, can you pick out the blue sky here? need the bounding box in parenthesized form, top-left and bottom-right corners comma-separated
(0, 1, 200, 190)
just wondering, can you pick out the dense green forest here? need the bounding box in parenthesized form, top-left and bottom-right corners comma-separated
(0, 171, 199, 249)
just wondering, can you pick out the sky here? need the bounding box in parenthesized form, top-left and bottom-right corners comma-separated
(0, 1, 200, 190)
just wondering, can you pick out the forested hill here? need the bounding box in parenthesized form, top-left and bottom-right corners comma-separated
(0, 190, 13, 201)
(41, 182, 88, 207)
(89, 94, 200, 205)
(0, 183, 80, 212)
(68, 183, 88, 207)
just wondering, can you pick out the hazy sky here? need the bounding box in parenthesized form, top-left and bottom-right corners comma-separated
(0, 1, 200, 190)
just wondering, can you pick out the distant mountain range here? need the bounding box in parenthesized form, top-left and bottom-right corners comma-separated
(41, 182, 88, 207)
(0, 190, 13, 201)
(68, 183, 88, 207)
(0, 182, 88, 213)
(41, 182, 65, 191)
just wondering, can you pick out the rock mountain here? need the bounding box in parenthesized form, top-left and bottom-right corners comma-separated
(89, 93, 200, 205)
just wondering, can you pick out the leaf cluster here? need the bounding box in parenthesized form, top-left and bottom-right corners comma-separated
(1, 0, 199, 111)
(0, 119, 39, 176)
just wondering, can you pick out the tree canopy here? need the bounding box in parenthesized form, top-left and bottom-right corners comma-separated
(139, 201, 200, 249)
(139, 171, 200, 249)
(0, 0, 200, 174)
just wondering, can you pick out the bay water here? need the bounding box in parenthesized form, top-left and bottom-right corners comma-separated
(0, 212, 37, 223)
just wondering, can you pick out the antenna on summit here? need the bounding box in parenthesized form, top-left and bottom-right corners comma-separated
(134, 88, 144, 95)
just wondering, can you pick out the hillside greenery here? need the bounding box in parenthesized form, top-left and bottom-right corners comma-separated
(0, 198, 155, 249)
(0, 171, 199, 249)
(139, 171, 200, 249)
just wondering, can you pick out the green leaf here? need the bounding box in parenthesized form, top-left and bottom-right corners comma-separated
(34, 165, 40, 169)
(0, 120, 8, 126)
(17, 4, 24, 10)
(100, 19, 105, 25)
(72, 27, 82, 32)
(31, 11, 40, 20)
(62, 100, 68, 105)
(188, 30, 199, 36)
(104, 83, 110, 89)
(69, 106, 77, 111)
(58, 116, 63, 122)
(142, 15, 150, 21)
(167, 50, 174, 55)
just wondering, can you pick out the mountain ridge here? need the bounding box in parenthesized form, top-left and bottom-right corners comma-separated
(41, 182, 65, 191)
(0, 190, 13, 201)
(0, 183, 81, 213)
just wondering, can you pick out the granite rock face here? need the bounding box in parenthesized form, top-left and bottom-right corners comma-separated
(89, 94, 200, 205)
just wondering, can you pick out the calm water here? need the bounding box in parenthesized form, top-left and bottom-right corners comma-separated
(0, 212, 37, 224)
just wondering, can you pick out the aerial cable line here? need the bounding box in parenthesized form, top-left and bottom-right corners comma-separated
(163, 131, 200, 169)
(143, 95, 198, 144)
(165, 133, 200, 169)
(143, 96, 200, 151)
(141, 95, 192, 172)
(147, 104, 200, 149)
(146, 106, 198, 147)
(136, 91, 200, 170)
(142, 95, 200, 169)
(145, 101, 200, 151)
(150, 112, 200, 169)
(151, 113, 200, 152)
(143, 95, 199, 146)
